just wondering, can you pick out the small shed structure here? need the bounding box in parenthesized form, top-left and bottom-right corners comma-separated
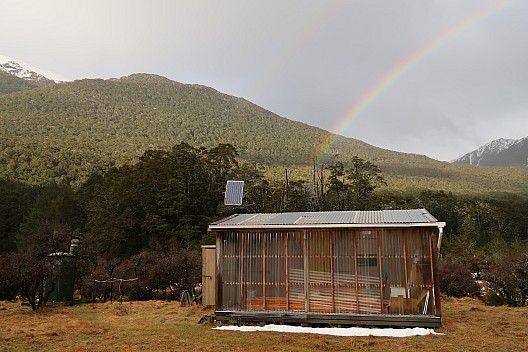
(208, 209, 445, 328)
(46, 238, 80, 305)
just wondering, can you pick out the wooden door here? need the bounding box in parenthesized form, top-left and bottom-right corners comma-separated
(201, 245, 216, 307)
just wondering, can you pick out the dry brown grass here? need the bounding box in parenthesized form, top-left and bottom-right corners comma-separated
(1, 297, 527, 352)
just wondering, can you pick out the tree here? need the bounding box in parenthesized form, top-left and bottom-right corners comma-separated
(229, 161, 272, 213)
(347, 156, 386, 210)
(4, 221, 72, 310)
(205, 143, 239, 187)
(16, 183, 83, 251)
(324, 157, 386, 210)
(0, 253, 19, 299)
(0, 180, 35, 253)
(282, 179, 311, 212)
(81, 143, 239, 255)
(325, 161, 348, 210)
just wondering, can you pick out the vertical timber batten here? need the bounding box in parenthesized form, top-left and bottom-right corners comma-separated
(330, 231, 335, 313)
(402, 234, 410, 314)
(428, 230, 436, 315)
(215, 232, 222, 309)
(285, 232, 289, 311)
(353, 231, 359, 313)
(432, 231, 442, 317)
(262, 232, 266, 310)
(240, 232, 245, 310)
(303, 230, 309, 312)
(377, 230, 384, 313)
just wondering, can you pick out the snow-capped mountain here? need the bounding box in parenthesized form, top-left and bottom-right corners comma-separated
(452, 137, 528, 167)
(0, 54, 68, 84)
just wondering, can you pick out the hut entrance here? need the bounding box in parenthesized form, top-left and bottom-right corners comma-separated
(201, 245, 217, 306)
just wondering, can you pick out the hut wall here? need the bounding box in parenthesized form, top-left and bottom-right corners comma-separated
(217, 227, 437, 317)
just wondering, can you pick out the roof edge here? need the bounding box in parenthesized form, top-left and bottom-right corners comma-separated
(209, 222, 446, 231)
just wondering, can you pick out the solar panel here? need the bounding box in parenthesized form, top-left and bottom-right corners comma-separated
(224, 180, 244, 205)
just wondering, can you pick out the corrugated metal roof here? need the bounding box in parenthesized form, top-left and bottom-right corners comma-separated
(209, 209, 443, 229)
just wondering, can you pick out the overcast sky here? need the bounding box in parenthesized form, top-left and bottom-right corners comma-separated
(1, 0, 527, 161)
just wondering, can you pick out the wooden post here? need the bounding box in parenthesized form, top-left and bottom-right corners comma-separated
(377, 230, 384, 313)
(330, 231, 335, 313)
(215, 232, 223, 309)
(426, 232, 436, 312)
(285, 232, 289, 311)
(262, 232, 266, 310)
(353, 231, 359, 313)
(402, 233, 410, 314)
(240, 232, 245, 310)
(303, 230, 309, 312)
(431, 232, 442, 318)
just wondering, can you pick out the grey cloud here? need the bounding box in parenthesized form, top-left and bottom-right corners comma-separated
(1, 0, 527, 161)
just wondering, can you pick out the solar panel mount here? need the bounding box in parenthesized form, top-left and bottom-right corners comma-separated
(224, 180, 244, 205)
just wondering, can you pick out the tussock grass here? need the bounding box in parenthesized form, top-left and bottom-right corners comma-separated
(1, 298, 527, 351)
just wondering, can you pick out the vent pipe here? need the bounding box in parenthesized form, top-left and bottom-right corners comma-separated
(69, 238, 80, 256)
(436, 227, 444, 260)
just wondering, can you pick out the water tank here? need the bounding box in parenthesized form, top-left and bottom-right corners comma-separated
(46, 239, 79, 305)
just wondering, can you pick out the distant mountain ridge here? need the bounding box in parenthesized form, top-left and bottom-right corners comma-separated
(0, 55, 67, 85)
(0, 59, 55, 85)
(452, 137, 528, 166)
(0, 69, 527, 195)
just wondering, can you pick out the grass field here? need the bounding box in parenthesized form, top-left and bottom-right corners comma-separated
(1, 297, 527, 352)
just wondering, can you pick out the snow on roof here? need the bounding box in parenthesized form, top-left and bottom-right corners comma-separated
(214, 324, 441, 337)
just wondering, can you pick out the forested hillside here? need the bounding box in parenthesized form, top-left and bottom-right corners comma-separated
(0, 71, 42, 94)
(1, 73, 527, 195)
(2, 142, 527, 309)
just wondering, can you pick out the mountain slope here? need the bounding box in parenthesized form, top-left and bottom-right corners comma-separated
(453, 137, 528, 166)
(0, 73, 419, 166)
(0, 55, 60, 94)
(0, 54, 66, 84)
(491, 137, 528, 166)
(0, 73, 527, 195)
(0, 70, 41, 94)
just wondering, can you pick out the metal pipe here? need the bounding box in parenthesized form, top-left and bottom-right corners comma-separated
(436, 226, 444, 260)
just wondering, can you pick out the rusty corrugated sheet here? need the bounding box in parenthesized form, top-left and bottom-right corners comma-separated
(217, 227, 438, 318)
(211, 209, 439, 227)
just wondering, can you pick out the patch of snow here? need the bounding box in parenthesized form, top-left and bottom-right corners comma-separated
(214, 324, 441, 337)
(0, 54, 70, 82)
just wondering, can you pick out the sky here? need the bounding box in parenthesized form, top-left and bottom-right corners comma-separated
(1, 0, 527, 161)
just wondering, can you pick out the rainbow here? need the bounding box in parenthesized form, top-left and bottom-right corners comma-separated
(315, 0, 513, 160)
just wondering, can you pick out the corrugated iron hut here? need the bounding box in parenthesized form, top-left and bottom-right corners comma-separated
(208, 209, 445, 328)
